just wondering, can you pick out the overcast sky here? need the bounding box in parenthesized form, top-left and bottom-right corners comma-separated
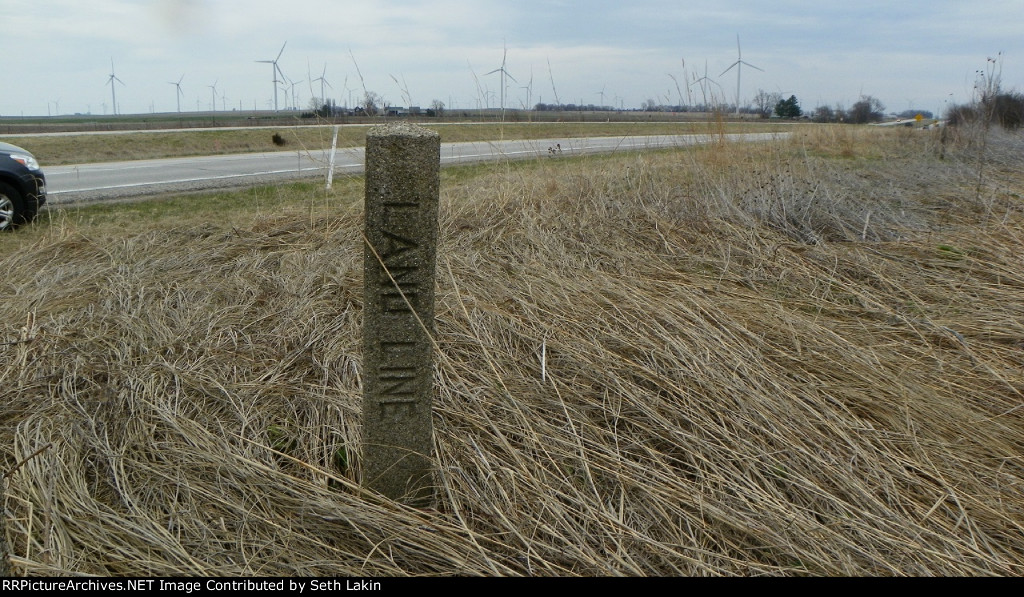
(3, 0, 1022, 117)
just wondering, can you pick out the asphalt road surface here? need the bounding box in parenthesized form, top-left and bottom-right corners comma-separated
(44, 133, 787, 204)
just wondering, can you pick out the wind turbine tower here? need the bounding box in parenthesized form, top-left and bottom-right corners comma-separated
(520, 67, 534, 111)
(287, 77, 303, 111)
(169, 74, 185, 113)
(691, 60, 711, 108)
(208, 80, 218, 112)
(257, 42, 287, 111)
(107, 59, 125, 116)
(720, 34, 763, 115)
(486, 42, 517, 120)
(313, 63, 332, 109)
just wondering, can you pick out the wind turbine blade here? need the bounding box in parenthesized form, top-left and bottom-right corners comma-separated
(276, 42, 287, 62)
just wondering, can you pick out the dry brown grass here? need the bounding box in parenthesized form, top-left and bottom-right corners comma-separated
(2, 125, 1023, 576)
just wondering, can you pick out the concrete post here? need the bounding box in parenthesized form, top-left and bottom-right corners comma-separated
(361, 123, 440, 505)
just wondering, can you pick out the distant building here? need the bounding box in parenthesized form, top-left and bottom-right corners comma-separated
(386, 106, 422, 117)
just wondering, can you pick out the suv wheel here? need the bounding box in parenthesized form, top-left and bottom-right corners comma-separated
(0, 182, 32, 231)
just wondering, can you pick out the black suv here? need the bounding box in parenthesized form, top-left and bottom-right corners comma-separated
(0, 141, 47, 231)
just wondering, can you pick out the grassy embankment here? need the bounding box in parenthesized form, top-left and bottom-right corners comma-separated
(2, 124, 1023, 576)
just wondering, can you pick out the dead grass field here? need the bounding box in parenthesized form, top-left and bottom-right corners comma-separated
(2, 125, 1023, 576)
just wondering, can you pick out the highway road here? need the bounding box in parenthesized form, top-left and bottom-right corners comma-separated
(44, 133, 787, 203)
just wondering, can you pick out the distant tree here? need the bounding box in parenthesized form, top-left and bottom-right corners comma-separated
(946, 54, 1024, 130)
(362, 91, 381, 116)
(430, 99, 445, 118)
(849, 95, 885, 124)
(774, 95, 802, 119)
(307, 98, 336, 118)
(811, 105, 835, 123)
(989, 92, 1024, 129)
(754, 89, 782, 118)
(946, 103, 977, 127)
(642, 98, 658, 112)
(948, 92, 1024, 130)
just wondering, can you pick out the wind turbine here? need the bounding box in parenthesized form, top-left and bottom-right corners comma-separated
(256, 42, 287, 111)
(313, 63, 332, 108)
(286, 76, 303, 110)
(596, 85, 607, 108)
(278, 80, 290, 110)
(691, 59, 723, 110)
(519, 67, 534, 110)
(486, 42, 517, 120)
(208, 79, 218, 111)
(720, 34, 763, 115)
(106, 59, 125, 116)
(168, 74, 184, 113)
(343, 76, 353, 109)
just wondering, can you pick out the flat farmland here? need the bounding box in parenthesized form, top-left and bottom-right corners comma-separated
(2, 120, 787, 165)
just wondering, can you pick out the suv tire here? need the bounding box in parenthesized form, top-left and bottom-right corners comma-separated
(0, 181, 35, 231)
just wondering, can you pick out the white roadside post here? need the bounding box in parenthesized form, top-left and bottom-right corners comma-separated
(326, 125, 340, 189)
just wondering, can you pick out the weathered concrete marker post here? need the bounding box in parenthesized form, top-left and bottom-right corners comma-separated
(362, 123, 440, 505)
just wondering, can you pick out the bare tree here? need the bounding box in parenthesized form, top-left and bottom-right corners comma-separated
(812, 105, 835, 123)
(362, 91, 381, 116)
(849, 95, 885, 124)
(753, 89, 781, 119)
